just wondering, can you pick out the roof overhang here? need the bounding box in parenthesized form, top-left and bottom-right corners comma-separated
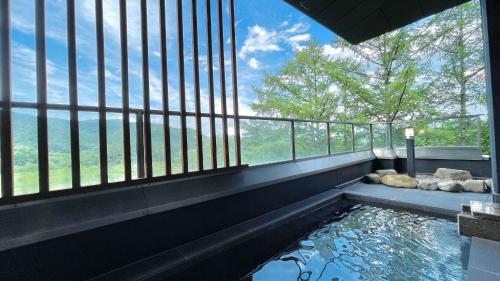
(284, 0, 471, 44)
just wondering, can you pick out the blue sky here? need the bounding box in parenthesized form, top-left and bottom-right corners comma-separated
(9, 0, 338, 118)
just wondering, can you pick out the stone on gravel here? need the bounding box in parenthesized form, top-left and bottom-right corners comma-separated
(462, 179, 488, 193)
(486, 179, 493, 189)
(381, 175, 417, 188)
(363, 173, 382, 184)
(438, 181, 463, 192)
(434, 168, 473, 181)
(417, 179, 440, 191)
(375, 169, 398, 177)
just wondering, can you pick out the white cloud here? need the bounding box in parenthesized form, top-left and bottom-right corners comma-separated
(288, 33, 311, 50)
(238, 25, 282, 59)
(248, 58, 259, 69)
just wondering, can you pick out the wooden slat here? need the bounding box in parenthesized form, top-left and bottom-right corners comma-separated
(205, 0, 217, 169)
(216, 0, 229, 167)
(119, 0, 132, 181)
(191, 0, 203, 171)
(67, 0, 81, 189)
(140, 0, 153, 178)
(35, 0, 49, 193)
(159, 0, 172, 175)
(228, 0, 241, 166)
(176, 0, 188, 173)
(0, 0, 13, 197)
(95, 0, 108, 184)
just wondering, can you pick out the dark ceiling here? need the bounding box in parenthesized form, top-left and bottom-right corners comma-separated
(284, 0, 470, 44)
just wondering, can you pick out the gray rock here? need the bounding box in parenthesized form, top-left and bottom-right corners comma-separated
(381, 175, 417, 188)
(462, 180, 487, 193)
(438, 181, 463, 192)
(375, 169, 398, 177)
(434, 168, 473, 181)
(486, 179, 493, 189)
(363, 173, 382, 184)
(417, 180, 440, 191)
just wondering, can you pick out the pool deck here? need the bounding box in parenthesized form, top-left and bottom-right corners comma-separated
(343, 182, 492, 218)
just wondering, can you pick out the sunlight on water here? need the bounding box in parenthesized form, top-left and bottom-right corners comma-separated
(246, 205, 469, 281)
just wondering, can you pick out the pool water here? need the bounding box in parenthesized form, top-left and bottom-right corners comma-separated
(244, 205, 470, 281)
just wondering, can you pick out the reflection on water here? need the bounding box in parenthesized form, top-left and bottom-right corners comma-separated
(245, 205, 469, 281)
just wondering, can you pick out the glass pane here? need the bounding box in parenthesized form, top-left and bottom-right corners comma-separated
(46, 0, 69, 104)
(151, 115, 166, 177)
(107, 113, 124, 183)
(187, 117, 198, 172)
(240, 119, 292, 165)
(414, 117, 481, 147)
(354, 125, 371, 151)
(11, 0, 36, 103)
(330, 124, 353, 154)
(170, 116, 182, 174)
(79, 112, 100, 186)
(13, 109, 39, 195)
(76, 0, 98, 106)
(48, 110, 71, 191)
(372, 124, 390, 148)
(201, 117, 212, 169)
(130, 113, 138, 179)
(295, 122, 328, 159)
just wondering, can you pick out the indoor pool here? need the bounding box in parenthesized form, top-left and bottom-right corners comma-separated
(244, 205, 470, 281)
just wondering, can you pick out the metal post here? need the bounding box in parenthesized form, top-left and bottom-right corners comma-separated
(35, 0, 49, 193)
(351, 124, 356, 152)
(176, 0, 188, 173)
(217, 0, 229, 167)
(369, 124, 374, 150)
(229, 0, 241, 166)
(67, 0, 81, 189)
(406, 137, 416, 177)
(119, 0, 132, 181)
(291, 120, 296, 160)
(205, 0, 217, 169)
(141, 0, 153, 178)
(95, 0, 108, 184)
(482, 0, 500, 201)
(191, 0, 203, 171)
(388, 122, 394, 149)
(327, 122, 331, 155)
(159, 0, 171, 175)
(0, 0, 14, 197)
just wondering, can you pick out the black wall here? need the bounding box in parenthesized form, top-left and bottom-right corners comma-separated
(0, 161, 372, 281)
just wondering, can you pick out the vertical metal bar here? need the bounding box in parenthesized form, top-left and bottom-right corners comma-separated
(35, 0, 49, 193)
(388, 122, 393, 149)
(159, 0, 171, 175)
(291, 120, 296, 160)
(119, 0, 132, 181)
(140, 0, 153, 178)
(176, 0, 188, 173)
(327, 122, 331, 155)
(369, 124, 374, 150)
(0, 0, 14, 197)
(351, 123, 356, 152)
(67, 0, 80, 189)
(216, 0, 229, 167)
(228, 0, 241, 166)
(95, 0, 108, 184)
(205, 0, 217, 169)
(477, 117, 482, 147)
(136, 111, 145, 178)
(191, 0, 203, 171)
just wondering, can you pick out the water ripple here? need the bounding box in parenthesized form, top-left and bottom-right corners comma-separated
(246, 205, 469, 281)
